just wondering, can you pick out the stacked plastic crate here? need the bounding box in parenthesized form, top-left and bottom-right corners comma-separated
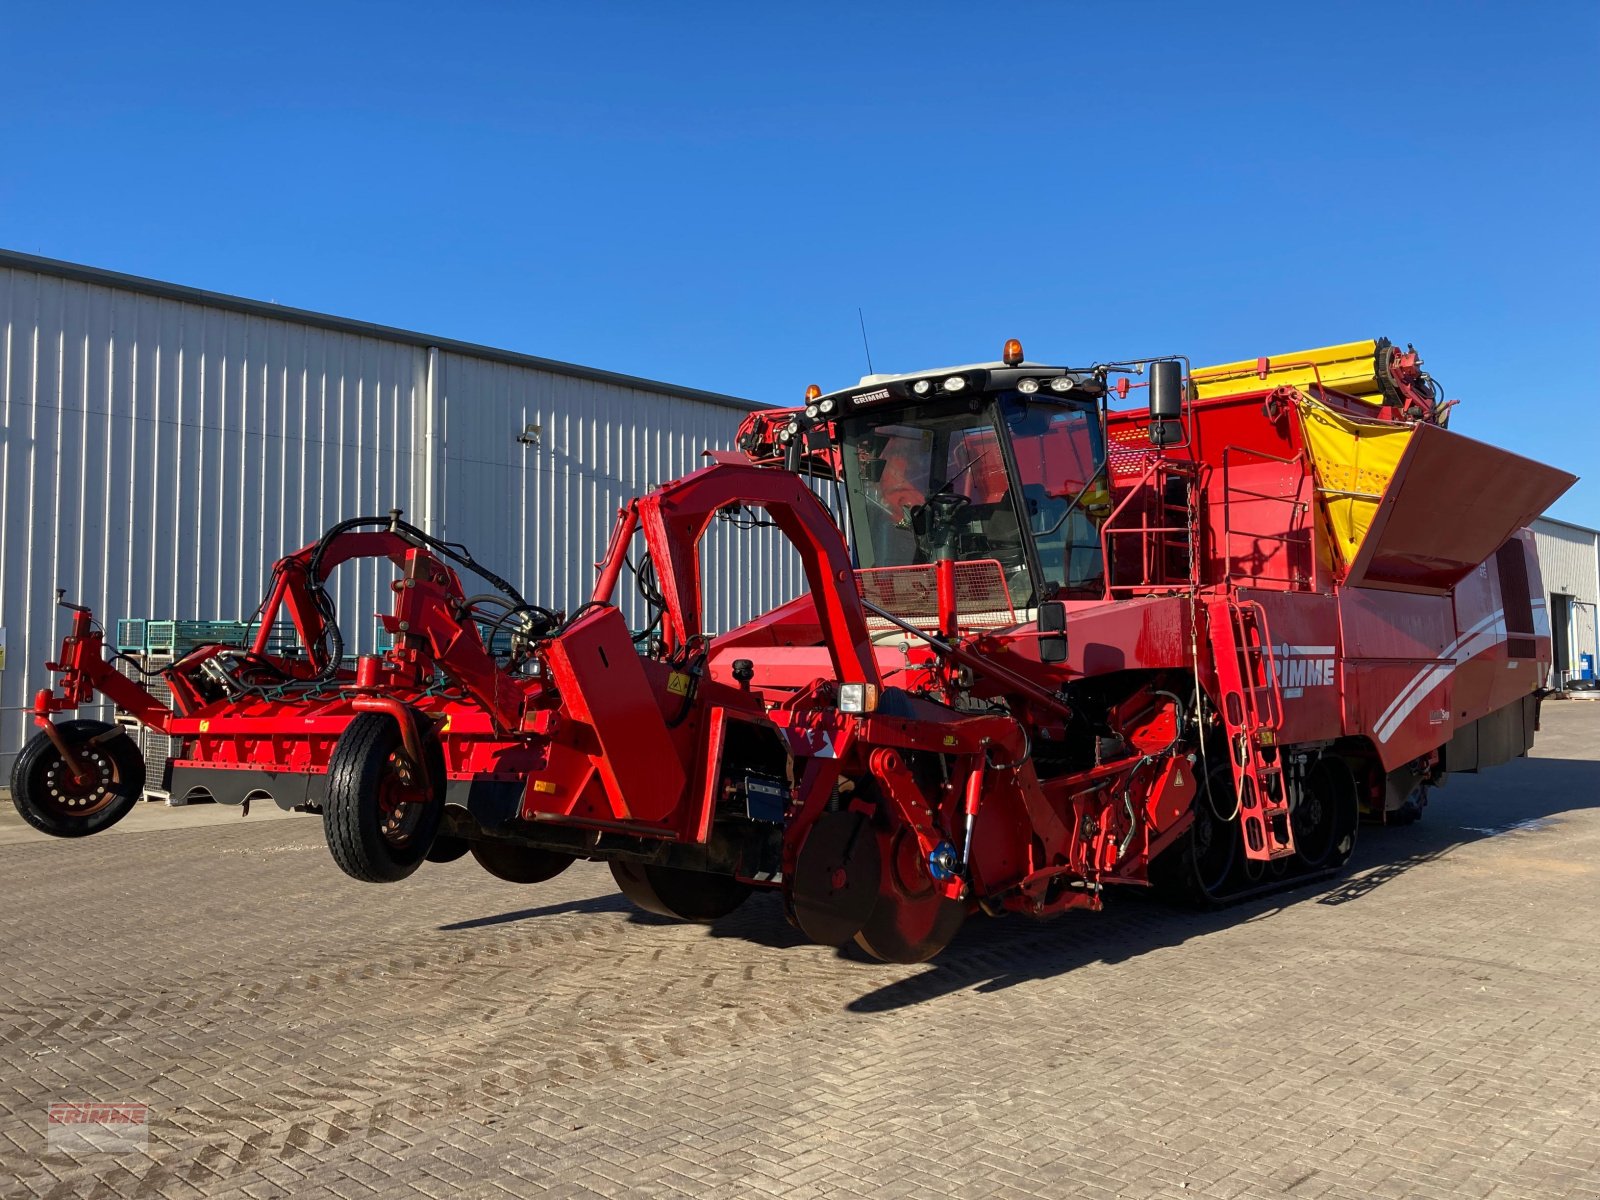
(112, 619, 291, 804)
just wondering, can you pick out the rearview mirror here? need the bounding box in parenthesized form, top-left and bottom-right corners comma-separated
(1148, 360, 1183, 447)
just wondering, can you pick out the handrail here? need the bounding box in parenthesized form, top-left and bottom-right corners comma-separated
(1100, 456, 1201, 597)
(1231, 597, 1284, 731)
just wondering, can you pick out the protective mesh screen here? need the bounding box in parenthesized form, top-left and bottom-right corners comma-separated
(854, 560, 1017, 630)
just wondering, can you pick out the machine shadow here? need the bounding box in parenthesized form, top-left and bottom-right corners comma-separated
(844, 752, 1600, 1014)
(439, 892, 636, 930)
(436, 753, 1598, 992)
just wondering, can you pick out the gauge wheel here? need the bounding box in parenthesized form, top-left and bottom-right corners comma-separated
(323, 712, 444, 883)
(9, 720, 145, 838)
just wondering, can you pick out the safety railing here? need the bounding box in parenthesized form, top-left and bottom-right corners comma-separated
(1219, 444, 1313, 592)
(1100, 457, 1201, 598)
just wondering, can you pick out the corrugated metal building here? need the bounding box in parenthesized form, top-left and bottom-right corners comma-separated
(0, 250, 800, 774)
(1531, 515, 1600, 687)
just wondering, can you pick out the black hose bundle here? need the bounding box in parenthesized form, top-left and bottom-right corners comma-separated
(626, 552, 667, 646)
(297, 514, 560, 681)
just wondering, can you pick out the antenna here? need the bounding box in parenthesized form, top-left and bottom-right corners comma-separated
(857, 307, 875, 375)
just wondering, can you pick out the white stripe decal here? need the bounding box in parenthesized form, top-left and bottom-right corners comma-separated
(1372, 610, 1502, 735)
(1531, 597, 1551, 639)
(1375, 623, 1509, 742)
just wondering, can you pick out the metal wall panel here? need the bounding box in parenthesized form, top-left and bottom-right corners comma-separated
(0, 257, 796, 775)
(1532, 520, 1599, 604)
(0, 265, 430, 770)
(435, 352, 804, 633)
(1532, 517, 1600, 676)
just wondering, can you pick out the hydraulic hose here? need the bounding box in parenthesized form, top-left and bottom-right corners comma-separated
(300, 514, 558, 681)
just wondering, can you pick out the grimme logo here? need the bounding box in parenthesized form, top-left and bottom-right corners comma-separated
(47, 1102, 149, 1153)
(1272, 644, 1336, 699)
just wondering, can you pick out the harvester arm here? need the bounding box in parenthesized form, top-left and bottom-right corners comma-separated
(33, 604, 177, 730)
(598, 462, 881, 689)
(249, 527, 528, 729)
(250, 528, 439, 663)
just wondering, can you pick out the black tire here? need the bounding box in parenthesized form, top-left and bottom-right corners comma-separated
(9, 720, 145, 838)
(470, 839, 574, 883)
(1325, 763, 1361, 870)
(323, 712, 444, 883)
(1293, 756, 1355, 869)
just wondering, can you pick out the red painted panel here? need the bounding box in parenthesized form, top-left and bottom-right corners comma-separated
(542, 607, 686, 824)
(1236, 590, 1342, 745)
(1339, 587, 1455, 661)
(1345, 424, 1576, 594)
(1060, 596, 1192, 675)
(1343, 661, 1455, 768)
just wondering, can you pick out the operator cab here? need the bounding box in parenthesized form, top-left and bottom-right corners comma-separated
(818, 349, 1110, 610)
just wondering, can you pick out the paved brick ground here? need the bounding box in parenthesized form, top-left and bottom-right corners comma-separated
(1, 702, 1597, 1200)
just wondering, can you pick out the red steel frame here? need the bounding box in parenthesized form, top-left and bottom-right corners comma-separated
(26, 351, 1578, 941)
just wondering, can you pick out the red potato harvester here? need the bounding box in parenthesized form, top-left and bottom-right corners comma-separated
(14, 338, 1577, 962)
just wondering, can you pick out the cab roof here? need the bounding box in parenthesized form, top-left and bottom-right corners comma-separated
(816, 361, 1103, 408)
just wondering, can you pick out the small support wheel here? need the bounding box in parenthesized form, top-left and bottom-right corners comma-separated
(9, 720, 144, 838)
(1323, 761, 1360, 871)
(323, 711, 444, 883)
(1292, 756, 1355, 869)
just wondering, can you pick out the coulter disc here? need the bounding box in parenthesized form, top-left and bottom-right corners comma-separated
(790, 809, 883, 947)
(469, 839, 574, 883)
(852, 826, 965, 964)
(610, 859, 751, 923)
(426, 834, 471, 863)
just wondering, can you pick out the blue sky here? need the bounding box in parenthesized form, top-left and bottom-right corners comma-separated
(3, 1, 1596, 524)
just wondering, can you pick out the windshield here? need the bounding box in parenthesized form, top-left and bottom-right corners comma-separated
(1004, 399, 1107, 599)
(838, 396, 1106, 609)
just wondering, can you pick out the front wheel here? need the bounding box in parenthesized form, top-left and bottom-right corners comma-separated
(323, 712, 444, 883)
(9, 720, 145, 838)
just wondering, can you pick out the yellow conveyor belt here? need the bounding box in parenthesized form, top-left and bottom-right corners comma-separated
(1192, 339, 1389, 404)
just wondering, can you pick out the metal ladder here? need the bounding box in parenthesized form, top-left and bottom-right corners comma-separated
(1207, 596, 1295, 861)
